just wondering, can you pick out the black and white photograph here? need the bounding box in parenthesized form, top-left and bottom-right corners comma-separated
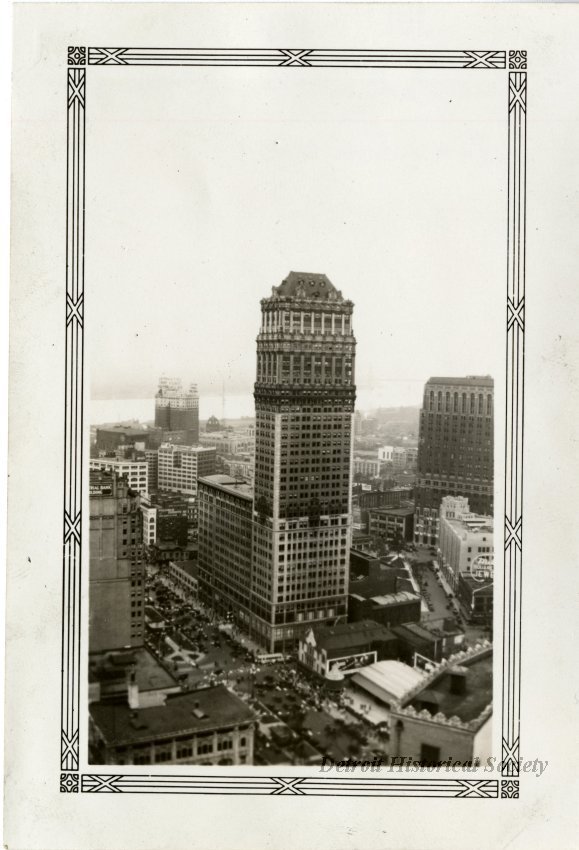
(85, 53, 501, 770)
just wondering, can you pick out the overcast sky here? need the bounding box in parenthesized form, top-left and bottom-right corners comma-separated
(87, 68, 504, 409)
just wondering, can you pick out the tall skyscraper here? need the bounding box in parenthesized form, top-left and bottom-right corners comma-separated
(89, 469, 145, 652)
(414, 376, 494, 546)
(251, 271, 356, 651)
(154, 376, 199, 445)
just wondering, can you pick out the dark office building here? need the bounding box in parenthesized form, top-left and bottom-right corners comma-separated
(197, 474, 254, 628)
(414, 376, 494, 545)
(95, 424, 163, 454)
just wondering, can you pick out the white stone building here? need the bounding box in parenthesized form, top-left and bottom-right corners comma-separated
(438, 496, 494, 589)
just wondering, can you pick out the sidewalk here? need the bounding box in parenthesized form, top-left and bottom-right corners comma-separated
(432, 560, 454, 596)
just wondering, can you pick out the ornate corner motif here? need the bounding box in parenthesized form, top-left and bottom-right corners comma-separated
(501, 780, 520, 799)
(60, 772, 79, 793)
(509, 50, 527, 70)
(68, 46, 86, 66)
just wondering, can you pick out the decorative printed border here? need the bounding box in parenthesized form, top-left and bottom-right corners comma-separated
(61, 46, 526, 798)
(85, 48, 507, 68)
(80, 775, 499, 797)
(502, 67, 526, 778)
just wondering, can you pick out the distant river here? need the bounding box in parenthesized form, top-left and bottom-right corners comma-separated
(90, 388, 400, 425)
(90, 394, 255, 425)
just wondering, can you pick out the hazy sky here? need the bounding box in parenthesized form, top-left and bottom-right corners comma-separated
(87, 68, 505, 408)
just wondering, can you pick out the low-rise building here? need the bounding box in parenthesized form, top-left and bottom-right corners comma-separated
(349, 590, 421, 629)
(389, 643, 493, 764)
(457, 574, 493, 625)
(353, 486, 414, 530)
(349, 556, 413, 593)
(391, 619, 466, 665)
(298, 619, 398, 678)
(347, 660, 425, 726)
(90, 456, 149, 496)
(157, 443, 216, 496)
(368, 505, 415, 543)
(89, 684, 257, 765)
(199, 432, 254, 455)
(438, 496, 494, 590)
(88, 647, 179, 706)
(378, 445, 394, 462)
(390, 447, 419, 471)
(168, 559, 199, 599)
(95, 424, 163, 453)
(354, 458, 381, 478)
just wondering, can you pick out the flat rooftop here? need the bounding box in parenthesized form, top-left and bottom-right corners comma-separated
(370, 591, 420, 607)
(403, 649, 493, 723)
(352, 660, 424, 702)
(349, 571, 413, 599)
(426, 376, 494, 387)
(89, 647, 177, 692)
(307, 619, 396, 654)
(198, 474, 253, 500)
(170, 560, 199, 579)
(369, 506, 415, 517)
(90, 684, 256, 746)
(392, 619, 463, 642)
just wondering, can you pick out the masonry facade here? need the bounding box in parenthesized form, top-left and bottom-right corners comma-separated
(89, 470, 145, 652)
(414, 376, 494, 545)
(157, 443, 216, 496)
(250, 272, 356, 652)
(197, 475, 254, 629)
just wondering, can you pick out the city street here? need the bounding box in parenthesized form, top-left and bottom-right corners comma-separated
(144, 569, 383, 765)
(409, 547, 467, 627)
